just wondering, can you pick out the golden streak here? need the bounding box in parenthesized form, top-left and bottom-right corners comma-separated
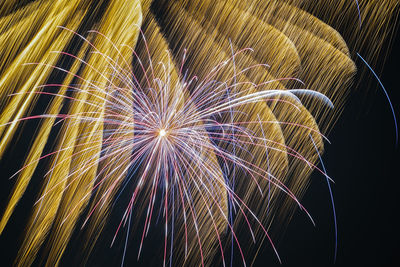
(0, 0, 398, 266)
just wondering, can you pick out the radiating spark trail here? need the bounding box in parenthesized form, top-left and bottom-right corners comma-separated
(357, 53, 398, 146)
(1, 29, 333, 266)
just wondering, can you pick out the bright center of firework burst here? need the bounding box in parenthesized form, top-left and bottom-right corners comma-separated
(159, 129, 167, 137)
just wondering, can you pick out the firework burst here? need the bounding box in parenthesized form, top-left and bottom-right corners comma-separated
(3, 28, 333, 266)
(1, 1, 398, 266)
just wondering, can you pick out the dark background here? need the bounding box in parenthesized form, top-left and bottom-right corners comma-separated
(252, 23, 400, 267)
(0, 7, 399, 267)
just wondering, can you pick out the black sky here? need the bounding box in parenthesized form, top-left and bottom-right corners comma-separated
(0, 6, 399, 267)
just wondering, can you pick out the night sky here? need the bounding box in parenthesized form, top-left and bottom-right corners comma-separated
(0, 7, 399, 267)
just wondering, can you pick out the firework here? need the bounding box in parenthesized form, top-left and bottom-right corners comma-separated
(0, 1, 398, 266)
(3, 27, 333, 266)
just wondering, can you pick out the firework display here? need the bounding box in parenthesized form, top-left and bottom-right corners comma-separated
(0, 0, 398, 266)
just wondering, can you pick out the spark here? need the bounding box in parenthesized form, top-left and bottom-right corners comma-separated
(159, 129, 167, 137)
